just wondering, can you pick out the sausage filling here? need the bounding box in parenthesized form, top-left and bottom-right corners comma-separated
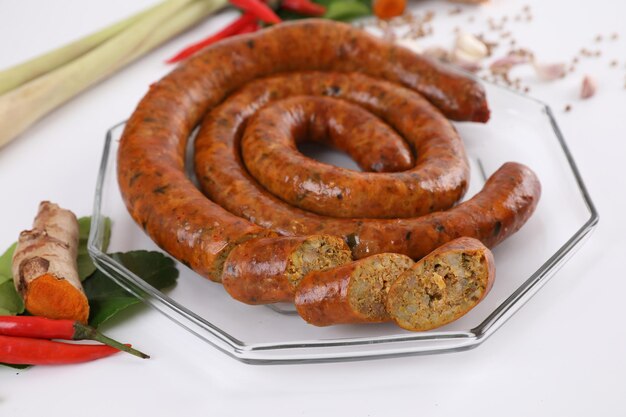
(285, 236, 352, 288)
(388, 252, 488, 331)
(348, 254, 415, 321)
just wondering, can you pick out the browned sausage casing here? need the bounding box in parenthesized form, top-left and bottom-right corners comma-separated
(117, 20, 505, 283)
(222, 235, 352, 304)
(241, 95, 464, 218)
(202, 72, 469, 219)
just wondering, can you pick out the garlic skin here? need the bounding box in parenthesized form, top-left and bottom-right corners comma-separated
(423, 46, 452, 62)
(580, 75, 597, 99)
(395, 38, 424, 55)
(454, 32, 488, 61)
(452, 49, 482, 72)
(533, 61, 566, 81)
(489, 54, 530, 75)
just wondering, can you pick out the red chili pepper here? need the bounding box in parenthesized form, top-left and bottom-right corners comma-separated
(166, 13, 258, 63)
(0, 335, 127, 365)
(281, 0, 326, 16)
(229, 0, 282, 24)
(236, 19, 261, 35)
(0, 316, 148, 359)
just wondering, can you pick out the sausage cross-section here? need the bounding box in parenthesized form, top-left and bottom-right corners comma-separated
(295, 253, 415, 326)
(386, 237, 495, 331)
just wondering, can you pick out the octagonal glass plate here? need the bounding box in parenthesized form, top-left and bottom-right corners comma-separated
(88, 81, 598, 364)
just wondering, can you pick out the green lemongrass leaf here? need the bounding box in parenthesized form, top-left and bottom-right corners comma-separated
(323, 0, 371, 20)
(0, 2, 160, 96)
(77, 216, 111, 281)
(0, 0, 228, 149)
(0, 243, 16, 285)
(84, 251, 178, 327)
(0, 280, 24, 316)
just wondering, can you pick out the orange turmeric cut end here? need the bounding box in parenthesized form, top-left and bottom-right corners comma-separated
(24, 274, 90, 324)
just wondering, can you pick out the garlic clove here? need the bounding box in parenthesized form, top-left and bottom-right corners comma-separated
(452, 49, 483, 72)
(580, 75, 597, 99)
(533, 61, 566, 81)
(454, 32, 488, 61)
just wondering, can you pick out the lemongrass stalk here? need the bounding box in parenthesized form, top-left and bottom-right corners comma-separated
(0, 2, 160, 96)
(118, 0, 229, 69)
(0, 0, 227, 149)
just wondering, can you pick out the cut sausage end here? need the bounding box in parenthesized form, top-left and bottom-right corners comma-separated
(285, 235, 353, 288)
(386, 237, 495, 331)
(295, 253, 414, 326)
(348, 254, 415, 322)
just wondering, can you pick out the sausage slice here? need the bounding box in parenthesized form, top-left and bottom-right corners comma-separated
(222, 235, 352, 304)
(295, 253, 415, 326)
(386, 237, 495, 331)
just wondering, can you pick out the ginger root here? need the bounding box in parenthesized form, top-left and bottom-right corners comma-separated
(12, 201, 89, 323)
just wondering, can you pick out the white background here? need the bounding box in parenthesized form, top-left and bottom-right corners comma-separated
(1, 0, 625, 415)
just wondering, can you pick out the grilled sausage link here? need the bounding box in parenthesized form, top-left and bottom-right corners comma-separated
(241, 94, 466, 218)
(119, 20, 490, 281)
(222, 235, 352, 304)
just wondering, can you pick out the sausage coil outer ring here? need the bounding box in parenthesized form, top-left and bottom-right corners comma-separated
(117, 20, 536, 286)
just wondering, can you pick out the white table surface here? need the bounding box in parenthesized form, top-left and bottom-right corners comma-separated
(1, 0, 624, 415)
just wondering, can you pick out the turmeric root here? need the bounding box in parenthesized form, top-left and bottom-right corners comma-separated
(11, 201, 89, 323)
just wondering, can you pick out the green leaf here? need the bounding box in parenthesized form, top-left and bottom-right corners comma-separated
(84, 250, 178, 327)
(0, 280, 24, 315)
(77, 216, 111, 281)
(323, 0, 371, 21)
(0, 242, 16, 285)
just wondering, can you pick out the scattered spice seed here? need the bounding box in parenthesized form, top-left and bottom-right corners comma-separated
(523, 86, 531, 93)
(611, 32, 619, 40)
(449, 6, 462, 15)
(594, 34, 603, 42)
(610, 60, 618, 67)
(564, 104, 572, 112)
